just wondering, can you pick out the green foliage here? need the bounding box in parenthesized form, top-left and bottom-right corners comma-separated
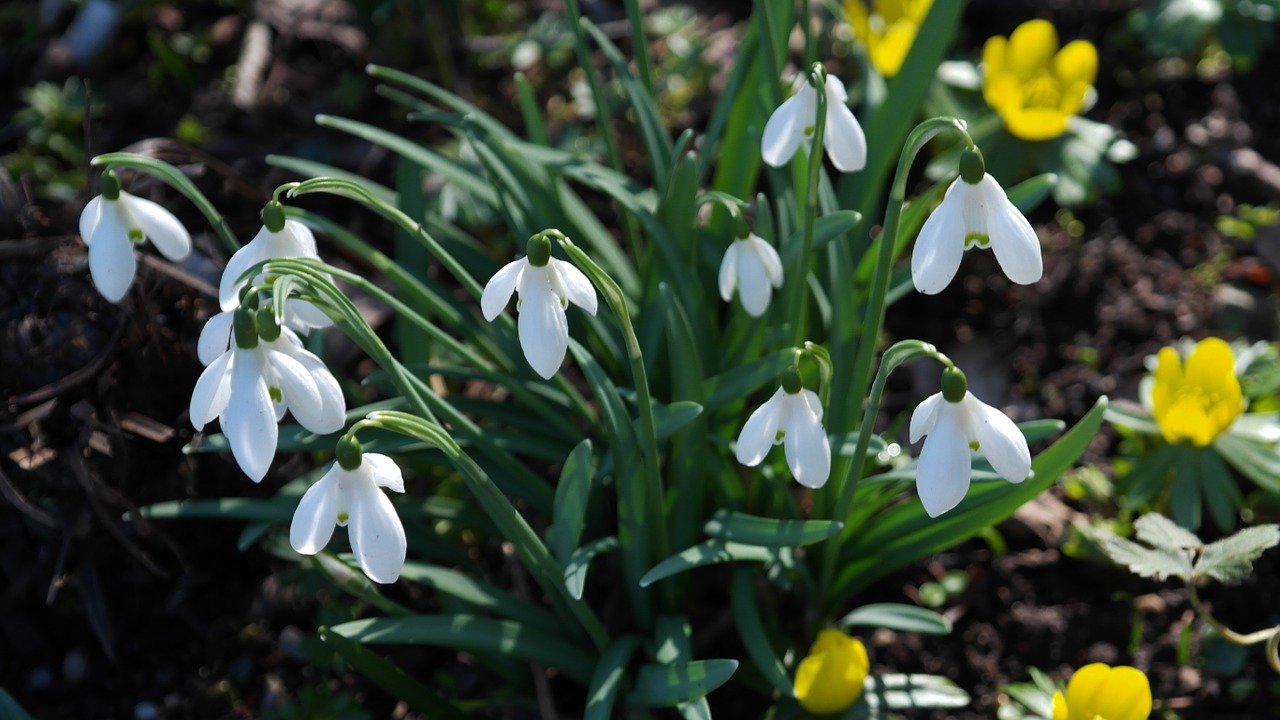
(1094, 512, 1280, 585)
(6, 79, 98, 201)
(1128, 0, 1280, 71)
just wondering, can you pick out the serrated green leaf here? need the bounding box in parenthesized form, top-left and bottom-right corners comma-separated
(628, 660, 738, 708)
(1133, 513, 1203, 551)
(838, 603, 952, 635)
(703, 510, 843, 547)
(1196, 524, 1280, 585)
(1097, 533, 1193, 582)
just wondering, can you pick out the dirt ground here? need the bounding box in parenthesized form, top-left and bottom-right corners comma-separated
(3, 0, 1280, 718)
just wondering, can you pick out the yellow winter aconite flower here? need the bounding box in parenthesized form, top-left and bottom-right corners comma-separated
(844, 0, 933, 77)
(793, 629, 869, 715)
(1151, 337, 1243, 447)
(981, 19, 1098, 141)
(1051, 663, 1152, 720)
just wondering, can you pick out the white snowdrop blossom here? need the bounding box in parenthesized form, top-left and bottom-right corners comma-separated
(290, 450, 407, 584)
(908, 369, 1031, 517)
(911, 149, 1042, 295)
(190, 309, 346, 482)
(762, 72, 867, 172)
(78, 172, 192, 303)
(219, 203, 332, 331)
(719, 233, 784, 317)
(736, 386, 831, 489)
(481, 238, 597, 379)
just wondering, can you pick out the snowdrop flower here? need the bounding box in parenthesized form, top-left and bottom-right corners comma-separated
(735, 372, 831, 488)
(190, 306, 346, 481)
(911, 148, 1042, 295)
(909, 367, 1031, 517)
(762, 71, 867, 172)
(481, 234, 597, 379)
(1051, 663, 1151, 720)
(79, 169, 192, 303)
(290, 439, 407, 584)
(793, 629, 870, 715)
(718, 232, 784, 317)
(218, 201, 331, 330)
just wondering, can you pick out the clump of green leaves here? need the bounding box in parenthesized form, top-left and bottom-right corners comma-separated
(6, 79, 98, 201)
(1128, 0, 1280, 71)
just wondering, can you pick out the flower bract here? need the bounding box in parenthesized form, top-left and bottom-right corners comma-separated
(289, 453, 408, 584)
(190, 315, 346, 481)
(736, 386, 831, 488)
(762, 73, 867, 172)
(1051, 663, 1152, 720)
(911, 173, 1042, 294)
(909, 389, 1031, 517)
(982, 19, 1098, 141)
(79, 190, 192, 303)
(1149, 337, 1243, 447)
(844, 0, 933, 77)
(481, 254, 598, 379)
(718, 233, 784, 317)
(793, 629, 869, 715)
(219, 218, 332, 330)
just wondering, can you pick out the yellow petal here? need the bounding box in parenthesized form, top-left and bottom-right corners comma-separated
(904, 0, 933, 24)
(1164, 396, 1217, 446)
(1002, 105, 1070, 141)
(794, 631, 869, 715)
(1091, 666, 1153, 720)
(871, 20, 917, 76)
(1064, 663, 1114, 719)
(1059, 80, 1091, 116)
(982, 35, 1008, 84)
(844, 0, 872, 43)
(1050, 691, 1068, 720)
(1005, 19, 1059, 81)
(1151, 346, 1184, 425)
(1054, 39, 1098, 89)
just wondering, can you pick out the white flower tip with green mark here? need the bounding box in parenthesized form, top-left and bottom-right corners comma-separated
(735, 387, 831, 488)
(761, 73, 866, 173)
(79, 191, 192, 303)
(481, 254, 597, 379)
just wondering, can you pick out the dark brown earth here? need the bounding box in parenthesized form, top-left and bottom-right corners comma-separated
(3, 1, 1280, 718)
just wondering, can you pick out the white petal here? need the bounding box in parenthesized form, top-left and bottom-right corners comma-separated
(783, 394, 831, 488)
(123, 193, 191, 261)
(735, 388, 785, 466)
(285, 299, 333, 330)
(965, 393, 1032, 483)
(79, 196, 103, 244)
(735, 240, 773, 318)
(362, 453, 405, 493)
(281, 220, 320, 258)
(289, 470, 341, 555)
(822, 76, 867, 172)
(909, 392, 945, 443)
(980, 176, 1043, 285)
(190, 351, 234, 430)
(761, 86, 815, 168)
(219, 227, 270, 311)
(347, 473, 407, 584)
(550, 257, 598, 316)
(276, 341, 346, 434)
(267, 348, 325, 432)
(224, 349, 278, 482)
(481, 259, 525, 321)
(718, 242, 739, 302)
(911, 181, 966, 295)
(517, 268, 570, 379)
(915, 405, 972, 517)
(86, 201, 137, 303)
(748, 235, 785, 288)
(197, 310, 235, 366)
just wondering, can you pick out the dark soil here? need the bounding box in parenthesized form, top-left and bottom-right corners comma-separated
(4, 0, 1280, 718)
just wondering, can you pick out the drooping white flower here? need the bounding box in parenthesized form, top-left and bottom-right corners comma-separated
(736, 386, 831, 488)
(481, 238, 597, 379)
(719, 233, 784, 317)
(190, 308, 346, 481)
(762, 72, 867, 173)
(908, 368, 1031, 517)
(290, 450, 407, 584)
(219, 203, 331, 330)
(911, 149, 1042, 295)
(78, 172, 192, 303)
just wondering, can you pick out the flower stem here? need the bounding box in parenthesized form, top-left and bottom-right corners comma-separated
(90, 152, 240, 252)
(788, 63, 828, 347)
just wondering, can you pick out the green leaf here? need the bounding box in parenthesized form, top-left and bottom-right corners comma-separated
(1104, 400, 1162, 436)
(397, 562, 560, 629)
(780, 210, 863, 264)
(1119, 442, 1179, 509)
(838, 603, 952, 635)
(0, 689, 34, 720)
(1005, 173, 1058, 213)
(585, 636, 641, 720)
(628, 660, 739, 708)
(730, 569, 794, 698)
(564, 536, 621, 600)
(1171, 451, 1203, 530)
(1196, 524, 1280, 585)
(1215, 434, 1280, 494)
(703, 510, 843, 547)
(319, 627, 467, 718)
(1133, 513, 1203, 550)
(701, 349, 796, 413)
(267, 154, 396, 204)
(640, 540, 778, 587)
(329, 614, 595, 684)
(1198, 448, 1243, 531)
(654, 401, 705, 440)
(549, 440, 596, 565)
(856, 673, 970, 714)
(1095, 532, 1193, 582)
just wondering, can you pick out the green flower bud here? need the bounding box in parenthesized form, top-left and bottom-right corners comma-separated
(232, 307, 260, 349)
(526, 234, 552, 267)
(941, 367, 968, 403)
(336, 434, 363, 471)
(781, 367, 804, 395)
(100, 169, 121, 200)
(256, 306, 281, 342)
(959, 147, 986, 185)
(261, 200, 287, 233)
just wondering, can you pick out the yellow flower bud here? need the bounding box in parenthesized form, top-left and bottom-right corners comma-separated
(793, 629, 870, 715)
(1051, 663, 1152, 720)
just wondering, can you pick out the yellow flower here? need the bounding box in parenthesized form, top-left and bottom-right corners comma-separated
(1051, 663, 1152, 720)
(793, 629, 870, 715)
(844, 0, 933, 77)
(1151, 337, 1243, 447)
(981, 19, 1098, 141)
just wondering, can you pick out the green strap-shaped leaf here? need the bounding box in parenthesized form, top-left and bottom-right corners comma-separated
(730, 569, 794, 698)
(398, 562, 560, 629)
(855, 673, 970, 715)
(319, 627, 467, 718)
(653, 401, 705, 440)
(564, 536, 621, 600)
(839, 603, 952, 635)
(628, 660, 739, 708)
(704, 510, 843, 548)
(549, 440, 597, 566)
(640, 540, 778, 587)
(329, 614, 595, 684)
(584, 636, 641, 720)
(701, 349, 797, 413)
